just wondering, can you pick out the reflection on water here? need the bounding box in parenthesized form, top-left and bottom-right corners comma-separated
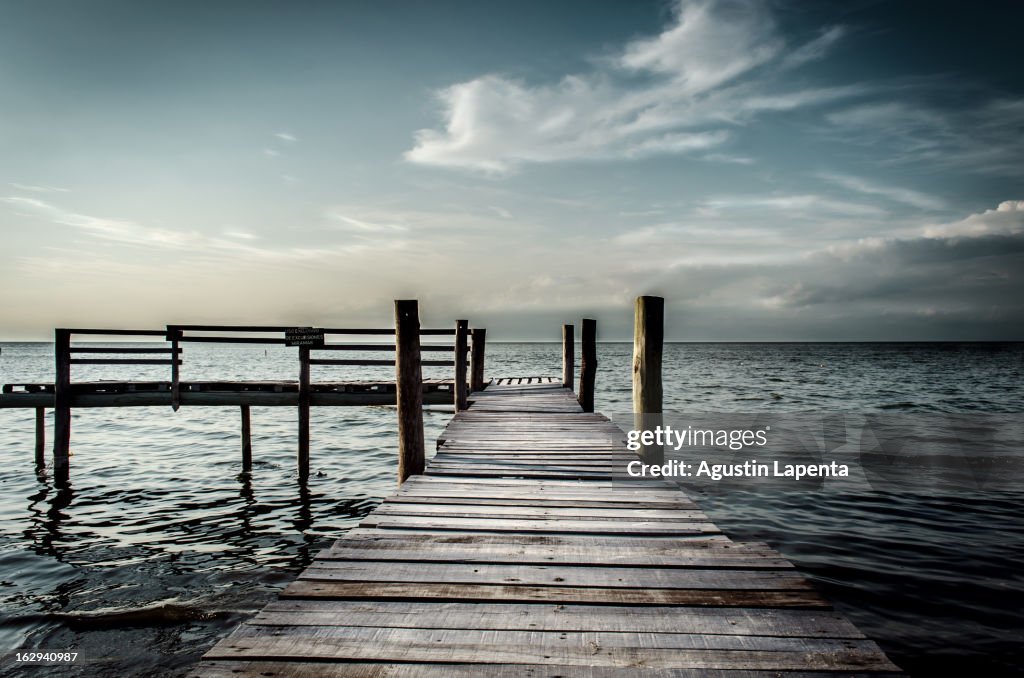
(0, 444, 411, 676)
(0, 341, 1022, 676)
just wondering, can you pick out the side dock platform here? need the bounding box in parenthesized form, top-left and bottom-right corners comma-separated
(194, 380, 902, 676)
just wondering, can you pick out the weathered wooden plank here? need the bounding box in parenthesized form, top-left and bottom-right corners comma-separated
(394, 486, 684, 500)
(218, 624, 882, 654)
(395, 483, 687, 499)
(359, 515, 720, 535)
(341, 527, 731, 543)
(204, 625, 900, 670)
(317, 539, 790, 568)
(372, 503, 709, 520)
(252, 600, 862, 637)
(194, 661, 903, 678)
(337, 530, 754, 548)
(280, 581, 828, 607)
(379, 496, 698, 509)
(297, 562, 810, 590)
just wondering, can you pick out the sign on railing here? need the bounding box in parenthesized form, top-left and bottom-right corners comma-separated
(285, 327, 325, 347)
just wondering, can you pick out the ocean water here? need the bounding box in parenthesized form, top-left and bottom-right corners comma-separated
(0, 342, 1022, 676)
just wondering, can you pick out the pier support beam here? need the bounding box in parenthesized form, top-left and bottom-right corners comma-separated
(35, 407, 46, 468)
(633, 296, 664, 464)
(298, 346, 310, 482)
(395, 300, 425, 484)
(169, 327, 182, 411)
(53, 329, 71, 486)
(470, 328, 486, 392)
(240, 405, 252, 473)
(455, 319, 469, 411)
(562, 324, 574, 390)
(578, 318, 596, 413)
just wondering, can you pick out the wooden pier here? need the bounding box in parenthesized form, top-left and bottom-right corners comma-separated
(194, 374, 902, 671)
(6, 296, 902, 673)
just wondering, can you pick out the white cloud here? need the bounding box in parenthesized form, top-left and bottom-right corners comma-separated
(326, 210, 408, 232)
(738, 84, 869, 113)
(922, 200, 1024, 238)
(9, 182, 70, 193)
(702, 193, 886, 218)
(702, 153, 754, 165)
(618, 0, 780, 92)
(0, 195, 406, 260)
(275, 132, 298, 142)
(780, 26, 847, 69)
(263, 148, 280, 157)
(818, 172, 946, 210)
(826, 99, 1024, 177)
(1, 196, 151, 244)
(488, 206, 513, 219)
(405, 0, 857, 172)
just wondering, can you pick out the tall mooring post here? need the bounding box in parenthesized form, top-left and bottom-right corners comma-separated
(395, 300, 425, 484)
(578, 318, 597, 413)
(169, 326, 182, 411)
(562, 323, 574, 390)
(632, 296, 664, 464)
(455, 319, 469, 411)
(240, 405, 252, 473)
(35, 407, 46, 468)
(53, 328, 71, 486)
(298, 346, 311, 481)
(470, 328, 487, 392)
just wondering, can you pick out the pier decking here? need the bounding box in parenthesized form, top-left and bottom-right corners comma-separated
(194, 380, 902, 676)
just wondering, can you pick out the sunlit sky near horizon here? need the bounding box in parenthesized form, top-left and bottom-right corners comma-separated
(2, 0, 1023, 340)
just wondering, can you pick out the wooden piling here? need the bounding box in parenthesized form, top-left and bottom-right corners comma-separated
(298, 346, 310, 481)
(633, 296, 665, 464)
(562, 323, 574, 390)
(170, 327, 182, 411)
(240, 405, 252, 473)
(35, 407, 45, 468)
(395, 300, 425, 484)
(578, 318, 597, 413)
(455, 320, 469, 410)
(470, 328, 486, 392)
(53, 329, 71, 485)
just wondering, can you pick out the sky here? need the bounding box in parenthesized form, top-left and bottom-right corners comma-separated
(1, 0, 1023, 340)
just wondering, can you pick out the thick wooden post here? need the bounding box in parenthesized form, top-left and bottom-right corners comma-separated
(395, 300, 425, 484)
(455, 319, 469, 410)
(53, 329, 71, 485)
(633, 296, 665, 464)
(240, 405, 252, 473)
(35, 407, 46, 468)
(169, 326, 182, 411)
(298, 346, 310, 482)
(562, 324, 574, 390)
(578, 318, 597, 413)
(470, 328, 486, 392)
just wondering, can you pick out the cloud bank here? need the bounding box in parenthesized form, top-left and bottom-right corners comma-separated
(405, 0, 858, 172)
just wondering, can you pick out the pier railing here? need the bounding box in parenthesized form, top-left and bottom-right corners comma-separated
(2, 300, 487, 485)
